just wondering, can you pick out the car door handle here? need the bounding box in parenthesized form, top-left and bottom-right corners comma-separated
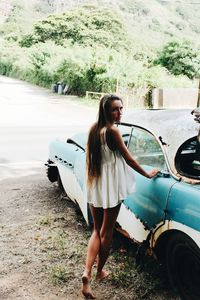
(157, 171, 170, 178)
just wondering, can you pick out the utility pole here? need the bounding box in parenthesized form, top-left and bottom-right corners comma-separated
(198, 79, 200, 107)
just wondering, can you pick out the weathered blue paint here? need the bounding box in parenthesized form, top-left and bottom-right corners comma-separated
(123, 165, 177, 230)
(167, 181, 200, 232)
(49, 137, 200, 233)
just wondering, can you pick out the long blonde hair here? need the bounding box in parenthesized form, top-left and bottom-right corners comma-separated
(86, 94, 123, 186)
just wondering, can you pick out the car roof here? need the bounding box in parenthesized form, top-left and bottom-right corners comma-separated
(122, 109, 199, 180)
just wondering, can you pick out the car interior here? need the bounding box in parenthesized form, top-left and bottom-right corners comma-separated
(175, 136, 200, 179)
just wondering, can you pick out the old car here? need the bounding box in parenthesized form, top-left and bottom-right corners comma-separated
(46, 109, 200, 300)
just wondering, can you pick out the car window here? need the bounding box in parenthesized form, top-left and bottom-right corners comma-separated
(118, 124, 133, 146)
(128, 127, 166, 170)
(175, 136, 200, 179)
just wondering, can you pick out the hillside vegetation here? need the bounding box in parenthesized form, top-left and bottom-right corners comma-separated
(19, 6, 130, 50)
(0, 0, 199, 103)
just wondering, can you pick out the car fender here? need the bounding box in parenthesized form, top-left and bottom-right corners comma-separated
(152, 220, 200, 249)
(167, 181, 200, 233)
(117, 202, 150, 242)
(57, 161, 89, 224)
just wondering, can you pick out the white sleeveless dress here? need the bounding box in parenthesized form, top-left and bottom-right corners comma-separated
(87, 127, 136, 209)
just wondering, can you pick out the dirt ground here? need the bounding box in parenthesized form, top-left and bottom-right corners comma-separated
(0, 171, 180, 300)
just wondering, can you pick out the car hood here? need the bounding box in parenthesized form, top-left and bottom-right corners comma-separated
(67, 132, 88, 150)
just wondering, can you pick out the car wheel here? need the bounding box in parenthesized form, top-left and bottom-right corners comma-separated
(166, 232, 200, 300)
(46, 160, 58, 183)
(47, 165, 58, 183)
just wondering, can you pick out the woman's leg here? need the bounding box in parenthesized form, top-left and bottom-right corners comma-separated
(83, 205, 103, 277)
(82, 205, 103, 298)
(96, 204, 121, 280)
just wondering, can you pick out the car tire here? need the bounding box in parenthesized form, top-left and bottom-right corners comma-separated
(166, 232, 200, 300)
(47, 165, 58, 183)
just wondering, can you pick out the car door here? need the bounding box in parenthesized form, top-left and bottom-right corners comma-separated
(117, 124, 177, 241)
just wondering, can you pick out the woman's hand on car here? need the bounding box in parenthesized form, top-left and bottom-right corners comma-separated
(147, 169, 160, 178)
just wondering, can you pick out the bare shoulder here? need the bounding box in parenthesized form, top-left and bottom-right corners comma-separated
(105, 126, 121, 150)
(91, 122, 97, 129)
(107, 126, 121, 139)
(89, 122, 97, 133)
(107, 125, 120, 134)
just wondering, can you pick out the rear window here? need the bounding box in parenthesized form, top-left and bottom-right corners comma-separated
(175, 136, 200, 179)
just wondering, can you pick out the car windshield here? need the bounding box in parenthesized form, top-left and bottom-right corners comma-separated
(175, 136, 200, 179)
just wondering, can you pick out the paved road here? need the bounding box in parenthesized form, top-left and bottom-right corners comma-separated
(0, 76, 96, 180)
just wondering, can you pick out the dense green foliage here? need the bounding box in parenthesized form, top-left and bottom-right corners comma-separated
(155, 41, 200, 79)
(0, 1, 199, 101)
(19, 6, 129, 50)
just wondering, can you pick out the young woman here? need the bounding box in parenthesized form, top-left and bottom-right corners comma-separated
(82, 94, 159, 299)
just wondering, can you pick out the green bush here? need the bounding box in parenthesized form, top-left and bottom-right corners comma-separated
(154, 41, 200, 79)
(94, 75, 117, 93)
(0, 38, 195, 97)
(0, 59, 13, 76)
(19, 34, 38, 47)
(53, 59, 112, 95)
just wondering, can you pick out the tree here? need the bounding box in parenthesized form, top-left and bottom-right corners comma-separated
(19, 6, 129, 51)
(154, 41, 200, 79)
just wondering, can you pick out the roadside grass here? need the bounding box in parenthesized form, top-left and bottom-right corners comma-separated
(107, 231, 177, 299)
(51, 230, 67, 251)
(48, 264, 73, 284)
(35, 196, 178, 299)
(39, 214, 54, 226)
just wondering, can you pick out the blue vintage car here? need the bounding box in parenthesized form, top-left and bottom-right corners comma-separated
(46, 109, 200, 300)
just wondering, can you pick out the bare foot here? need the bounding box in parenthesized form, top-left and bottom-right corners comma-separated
(81, 274, 96, 299)
(96, 270, 109, 282)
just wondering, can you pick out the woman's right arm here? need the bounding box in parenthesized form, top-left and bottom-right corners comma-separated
(109, 126, 159, 178)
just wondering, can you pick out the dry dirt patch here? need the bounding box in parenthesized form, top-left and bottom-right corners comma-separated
(0, 173, 179, 300)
